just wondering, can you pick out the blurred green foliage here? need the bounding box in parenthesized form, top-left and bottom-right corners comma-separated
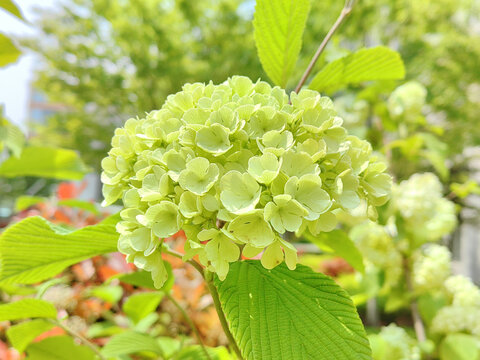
(26, 0, 264, 169)
(26, 0, 480, 177)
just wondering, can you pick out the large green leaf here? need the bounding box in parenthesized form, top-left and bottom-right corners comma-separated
(0, 33, 21, 67)
(309, 46, 405, 92)
(0, 0, 25, 21)
(101, 331, 164, 358)
(0, 146, 89, 180)
(0, 299, 57, 321)
(253, 0, 310, 87)
(304, 229, 365, 273)
(6, 319, 54, 352)
(0, 214, 119, 285)
(25, 336, 96, 360)
(439, 333, 480, 360)
(215, 261, 371, 360)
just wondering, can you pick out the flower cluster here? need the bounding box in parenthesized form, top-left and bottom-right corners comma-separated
(350, 221, 402, 290)
(411, 244, 451, 293)
(392, 173, 457, 243)
(101, 76, 391, 287)
(370, 324, 421, 360)
(431, 275, 480, 336)
(387, 81, 427, 122)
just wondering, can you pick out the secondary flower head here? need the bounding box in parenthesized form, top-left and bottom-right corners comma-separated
(392, 173, 457, 244)
(102, 76, 391, 287)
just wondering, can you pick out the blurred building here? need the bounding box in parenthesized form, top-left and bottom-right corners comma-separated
(27, 88, 101, 202)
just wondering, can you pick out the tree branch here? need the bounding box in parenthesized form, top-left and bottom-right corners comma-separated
(294, 0, 355, 93)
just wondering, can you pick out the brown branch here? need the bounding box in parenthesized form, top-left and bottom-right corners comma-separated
(294, 0, 355, 93)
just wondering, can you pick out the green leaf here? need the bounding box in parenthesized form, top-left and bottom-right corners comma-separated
(90, 285, 123, 304)
(439, 333, 480, 360)
(115, 263, 174, 292)
(6, 319, 54, 352)
(57, 199, 99, 215)
(0, 116, 25, 157)
(0, 146, 89, 180)
(0, 214, 119, 285)
(177, 345, 231, 360)
(304, 229, 365, 273)
(0, 299, 57, 321)
(123, 291, 163, 324)
(0, 0, 25, 21)
(86, 322, 125, 339)
(215, 260, 371, 360)
(0, 33, 21, 67)
(253, 0, 311, 87)
(115, 270, 156, 289)
(25, 336, 96, 360)
(101, 331, 164, 358)
(309, 46, 405, 92)
(14, 195, 46, 212)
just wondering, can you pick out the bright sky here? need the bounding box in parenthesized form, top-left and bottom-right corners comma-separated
(0, 0, 56, 130)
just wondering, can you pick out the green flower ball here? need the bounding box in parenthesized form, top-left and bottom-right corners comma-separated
(101, 76, 391, 287)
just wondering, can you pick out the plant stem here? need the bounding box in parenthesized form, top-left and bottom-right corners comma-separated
(50, 319, 106, 360)
(294, 0, 355, 93)
(163, 247, 205, 278)
(163, 247, 242, 358)
(204, 271, 243, 360)
(403, 260, 429, 347)
(165, 293, 212, 360)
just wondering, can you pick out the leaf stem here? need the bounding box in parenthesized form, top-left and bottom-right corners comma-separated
(403, 259, 429, 351)
(163, 247, 205, 278)
(204, 270, 243, 360)
(165, 293, 212, 360)
(294, 0, 355, 93)
(50, 319, 106, 360)
(163, 247, 242, 358)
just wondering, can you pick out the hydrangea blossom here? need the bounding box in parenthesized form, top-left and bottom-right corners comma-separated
(392, 173, 457, 244)
(387, 81, 427, 122)
(411, 244, 451, 293)
(350, 221, 402, 291)
(431, 275, 480, 336)
(371, 324, 421, 360)
(101, 76, 391, 287)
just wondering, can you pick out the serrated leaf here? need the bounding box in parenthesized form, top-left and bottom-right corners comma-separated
(309, 46, 405, 92)
(254, 0, 311, 87)
(0, 214, 119, 285)
(0, 146, 89, 180)
(0, 33, 21, 67)
(101, 331, 164, 357)
(0, 0, 25, 21)
(123, 291, 163, 324)
(215, 260, 371, 360)
(439, 333, 480, 360)
(25, 336, 96, 360)
(6, 319, 54, 352)
(0, 299, 57, 321)
(304, 229, 365, 273)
